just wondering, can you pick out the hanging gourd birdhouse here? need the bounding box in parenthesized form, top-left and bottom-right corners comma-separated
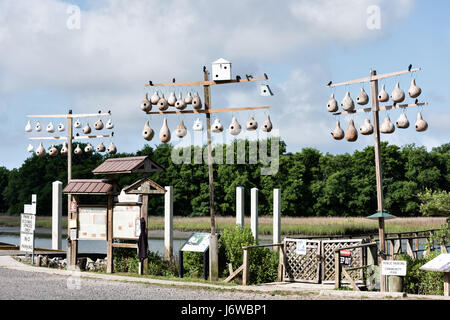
(175, 120, 187, 138)
(107, 142, 117, 155)
(261, 115, 273, 132)
(96, 142, 106, 152)
(83, 122, 92, 134)
(142, 120, 154, 141)
(260, 84, 273, 96)
(167, 92, 176, 106)
(158, 94, 169, 111)
(246, 117, 258, 131)
(211, 119, 223, 133)
(49, 145, 58, 157)
(35, 121, 42, 132)
(159, 118, 171, 143)
(331, 121, 344, 140)
(193, 118, 203, 131)
(378, 84, 389, 102)
(408, 78, 422, 98)
(27, 144, 34, 153)
(345, 120, 358, 142)
(61, 142, 68, 155)
(326, 94, 338, 112)
(150, 91, 160, 104)
(380, 116, 395, 134)
(175, 93, 187, 110)
(359, 118, 374, 135)
(94, 119, 104, 130)
(192, 92, 202, 110)
(106, 119, 114, 129)
(415, 112, 428, 132)
(184, 92, 193, 105)
(84, 143, 94, 154)
(391, 82, 405, 103)
(46, 122, 55, 133)
(74, 144, 83, 155)
(356, 88, 369, 105)
(25, 121, 32, 132)
(395, 112, 410, 129)
(57, 123, 65, 132)
(74, 119, 82, 128)
(228, 117, 242, 136)
(212, 58, 232, 81)
(36, 142, 46, 157)
(341, 92, 355, 111)
(140, 93, 152, 112)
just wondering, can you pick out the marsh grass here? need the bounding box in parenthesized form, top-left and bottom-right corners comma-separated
(0, 215, 445, 236)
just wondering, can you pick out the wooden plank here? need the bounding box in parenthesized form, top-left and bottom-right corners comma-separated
(328, 68, 420, 87)
(332, 103, 427, 116)
(27, 112, 111, 118)
(243, 243, 283, 250)
(28, 136, 68, 140)
(335, 251, 341, 289)
(145, 76, 268, 87)
(342, 267, 361, 291)
(147, 106, 270, 115)
(223, 264, 244, 283)
(112, 243, 137, 249)
(406, 239, 415, 258)
(140, 194, 149, 275)
(72, 134, 112, 140)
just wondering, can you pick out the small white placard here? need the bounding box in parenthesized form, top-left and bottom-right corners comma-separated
(24, 204, 35, 215)
(20, 232, 34, 253)
(296, 240, 307, 255)
(381, 260, 407, 276)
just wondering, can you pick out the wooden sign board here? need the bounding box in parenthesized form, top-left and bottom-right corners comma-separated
(181, 233, 211, 253)
(381, 260, 407, 276)
(78, 206, 107, 240)
(112, 204, 141, 239)
(420, 254, 450, 272)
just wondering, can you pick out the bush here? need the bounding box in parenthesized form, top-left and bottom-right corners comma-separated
(113, 247, 177, 276)
(399, 251, 444, 295)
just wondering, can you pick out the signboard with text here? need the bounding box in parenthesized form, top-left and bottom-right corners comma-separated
(340, 249, 352, 266)
(112, 205, 141, 239)
(296, 240, 307, 255)
(78, 206, 107, 240)
(181, 233, 211, 252)
(381, 260, 407, 276)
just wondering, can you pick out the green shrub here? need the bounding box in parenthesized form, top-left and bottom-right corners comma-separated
(399, 251, 444, 295)
(113, 247, 177, 276)
(183, 251, 204, 277)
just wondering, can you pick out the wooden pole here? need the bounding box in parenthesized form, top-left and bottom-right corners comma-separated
(66, 110, 73, 267)
(370, 70, 386, 292)
(106, 194, 113, 273)
(243, 248, 249, 286)
(204, 68, 219, 281)
(139, 193, 149, 275)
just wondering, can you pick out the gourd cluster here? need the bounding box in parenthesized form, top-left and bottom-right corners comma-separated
(25, 116, 117, 157)
(327, 78, 428, 142)
(140, 90, 203, 112)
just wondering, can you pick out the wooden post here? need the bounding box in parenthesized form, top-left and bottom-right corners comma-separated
(370, 69, 387, 292)
(236, 186, 244, 227)
(52, 181, 62, 250)
(335, 250, 341, 289)
(251, 188, 259, 242)
(204, 68, 219, 281)
(278, 245, 284, 282)
(243, 248, 249, 286)
(70, 195, 78, 268)
(273, 189, 281, 250)
(106, 195, 113, 273)
(444, 273, 450, 297)
(139, 193, 149, 275)
(164, 186, 173, 261)
(66, 110, 73, 266)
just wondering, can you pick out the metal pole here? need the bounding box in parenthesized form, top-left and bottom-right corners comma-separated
(370, 70, 386, 292)
(203, 68, 219, 281)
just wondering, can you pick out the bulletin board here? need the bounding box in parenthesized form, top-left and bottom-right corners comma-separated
(112, 204, 141, 240)
(78, 206, 107, 240)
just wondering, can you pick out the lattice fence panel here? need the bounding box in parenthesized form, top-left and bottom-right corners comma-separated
(321, 239, 364, 283)
(283, 239, 321, 283)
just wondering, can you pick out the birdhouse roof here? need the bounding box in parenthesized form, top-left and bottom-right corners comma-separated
(63, 179, 119, 195)
(212, 58, 231, 64)
(366, 211, 396, 220)
(122, 177, 166, 195)
(92, 156, 165, 175)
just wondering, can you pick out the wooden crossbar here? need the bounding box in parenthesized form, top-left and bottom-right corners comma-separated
(146, 106, 269, 115)
(331, 103, 427, 116)
(328, 68, 420, 87)
(145, 75, 268, 87)
(27, 112, 111, 119)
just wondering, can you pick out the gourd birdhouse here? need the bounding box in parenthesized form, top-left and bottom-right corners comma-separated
(331, 121, 344, 140)
(415, 112, 428, 132)
(345, 120, 358, 142)
(49, 145, 58, 157)
(25, 121, 32, 132)
(142, 120, 154, 141)
(378, 84, 389, 102)
(61, 142, 68, 155)
(84, 143, 94, 154)
(359, 118, 374, 135)
(396, 112, 410, 129)
(341, 92, 355, 111)
(150, 91, 160, 104)
(391, 82, 405, 103)
(261, 115, 273, 132)
(212, 58, 231, 81)
(246, 117, 258, 131)
(380, 116, 395, 134)
(167, 92, 176, 106)
(74, 119, 82, 128)
(211, 118, 223, 133)
(260, 84, 273, 96)
(408, 78, 422, 98)
(35, 121, 42, 132)
(27, 144, 34, 153)
(175, 120, 187, 138)
(47, 122, 55, 133)
(96, 142, 106, 152)
(106, 119, 114, 129)
(327, 94, 338, 112)
(107, 142, 117, 155)
(83, 122, 91, 134)
(192, 92, 202, 110)
(74, 144, 83, 155)
(94, 119, 104, 130)
(57, 123, 65, 132)
(158, 94, 169, 111)
(159, 118, 171, 143)
(356, 88, 369, 105)
(36, 142, 46, 157)
(175, 93, 187, 110)
(228, 117, 241, 136)
(140, 93, 152, 112)
(193, 118, 203, 131)
(184, 92, 193, 105)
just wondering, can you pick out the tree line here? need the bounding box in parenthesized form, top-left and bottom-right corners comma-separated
(0, 139, 448, 217)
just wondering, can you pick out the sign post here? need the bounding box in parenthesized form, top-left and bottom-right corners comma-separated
(20, 195, 37, 264)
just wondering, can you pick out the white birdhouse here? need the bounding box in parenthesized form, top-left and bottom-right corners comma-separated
(260, 84, 273, 96)
(212, 58, 231, 81)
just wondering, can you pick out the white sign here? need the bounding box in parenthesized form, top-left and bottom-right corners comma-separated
(112, 205, 141, 239)
(20, 214, 36, 233)
(181, 233, 211, 252)
(20, 231, 34, 253)
(116, 190, 142, 203)
(78, 206, 107, 240)
(24, 204, 35, 215)
(381, 260, 407, 276)
(420, 254, 450, 273)
(296, 240, 307, 255)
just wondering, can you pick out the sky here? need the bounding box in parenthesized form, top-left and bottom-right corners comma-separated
(0, 0, 449, 169)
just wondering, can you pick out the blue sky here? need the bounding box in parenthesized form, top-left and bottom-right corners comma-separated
(0, 0, 449, 170)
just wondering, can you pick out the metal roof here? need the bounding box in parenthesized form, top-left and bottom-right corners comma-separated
(63, 179, 116, 195)
(92, 156, 165, 175)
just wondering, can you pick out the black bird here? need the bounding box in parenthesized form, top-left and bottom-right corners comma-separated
(408, 64, 412, 71)
(264, 73, 268, 79)
(327, 81, 332, 86)
(415, 98, 419, 105)
(98, 110, 101, 114)
(172, 78, 176, 83)
(236, 75, 241, 81)
(203, 66, 206, 72)
(149, 80, 153, 86)
(108, 110, 111, 114)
